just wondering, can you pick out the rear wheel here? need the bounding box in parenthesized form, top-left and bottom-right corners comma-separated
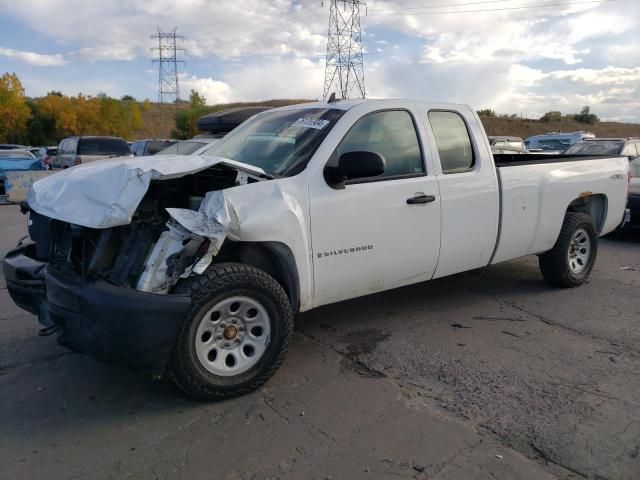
(168, 263, 294, 401)
(539, 212, 598, 287)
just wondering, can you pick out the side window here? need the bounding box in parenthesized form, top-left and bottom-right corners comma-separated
(336, 110, 424, 179)
(428, 111, 475, 174)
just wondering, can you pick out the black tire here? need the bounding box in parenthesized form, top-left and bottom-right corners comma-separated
(539, 212, 598, 288)
(168, 263, 294, 401)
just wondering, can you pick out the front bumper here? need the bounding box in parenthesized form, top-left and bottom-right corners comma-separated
(3, 245, 191, 372)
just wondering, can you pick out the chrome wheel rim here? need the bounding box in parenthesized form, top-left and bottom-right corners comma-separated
(568, 228, 591, 274)
(195, 296, 271, 376)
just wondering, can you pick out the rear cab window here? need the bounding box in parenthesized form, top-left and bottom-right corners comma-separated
(427, 111, 475, 174)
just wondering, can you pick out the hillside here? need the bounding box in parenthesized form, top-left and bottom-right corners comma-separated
(139, 101, 640, 140)
(480, 116, 640, 140)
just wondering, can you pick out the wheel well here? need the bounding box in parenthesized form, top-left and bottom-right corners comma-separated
(566, 194, 607, 233)
(215, 241, 300, 311)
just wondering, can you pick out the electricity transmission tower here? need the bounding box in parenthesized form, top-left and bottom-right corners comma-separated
(322, 0, 366, 100)
(151, 27, 185, 104)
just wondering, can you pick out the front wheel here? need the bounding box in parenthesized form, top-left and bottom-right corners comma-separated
(539, 212, 598, 288)
(168, 263, 294, 401)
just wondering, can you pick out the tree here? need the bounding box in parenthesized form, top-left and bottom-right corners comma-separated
(172, 90, 209, 139)
(476, 109, 496, 117)
(574, 106, 599, 125)
(0, 73, 31, 143)
(189, 89, 206, 109)
(540, 111, 563, 122)
(121, 94, 136, 101)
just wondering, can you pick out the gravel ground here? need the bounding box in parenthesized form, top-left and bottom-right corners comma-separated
(1, 204, 638, 480)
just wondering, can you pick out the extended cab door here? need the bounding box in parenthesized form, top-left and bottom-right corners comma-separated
(422, 108, 500, 278)
(308, 106, 441, 307)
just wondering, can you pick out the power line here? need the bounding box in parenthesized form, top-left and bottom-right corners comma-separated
(323, 0, 367, 100)
(367, 0, 616, 15)
(368, 0, 512, 13)
(151, 27, 186, 104)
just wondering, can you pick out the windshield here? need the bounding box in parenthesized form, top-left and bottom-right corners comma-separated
(156, 141, 207, 155)
(630, 157, 640, 178)
(201, 108, 345, 176)
(564, 141, 624, 155)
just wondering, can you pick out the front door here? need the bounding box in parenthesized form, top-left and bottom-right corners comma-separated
(308, 109, 442, 307)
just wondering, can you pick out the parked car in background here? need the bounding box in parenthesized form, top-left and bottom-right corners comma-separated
(130, 139, 178, 156)
(525, 131, 595, 151)
(625, 156, 640, 228)
(51, 136, 131, 169)
(154, 137, 221, 155)
(0, 150, 44, 203)
(489, 136, 527, 154)
(43, 147, 57, 169)
(563, 138, 640, 160)
(0, 144, 26, 150)
(155, 107, 273, 157)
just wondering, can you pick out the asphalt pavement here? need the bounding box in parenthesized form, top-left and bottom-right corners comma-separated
(1, 204, 639, 480)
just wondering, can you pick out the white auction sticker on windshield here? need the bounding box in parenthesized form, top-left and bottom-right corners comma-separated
(291, 117, 330, 130)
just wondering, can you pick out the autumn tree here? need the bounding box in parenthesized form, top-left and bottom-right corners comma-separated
(173, 89, 208, 139)
(0, 73, 31, 143)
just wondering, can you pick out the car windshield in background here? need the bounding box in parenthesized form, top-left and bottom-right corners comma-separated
(147, 140, 177, 155)
(564, 141, 624, 155)
(156, 141, 207, 155)
(0, 151, 34, 159)
(201, 108, 345, 176)
(78, 138, 130, 156)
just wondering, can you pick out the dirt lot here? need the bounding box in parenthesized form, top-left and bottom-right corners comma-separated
(1, 204, 639, 480)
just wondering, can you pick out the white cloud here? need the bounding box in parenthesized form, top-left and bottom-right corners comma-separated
(71, 44, 138, 62)
(0, 47, 66, 66)
(179, 74, 232, 104)
(1, 0, 639, 121)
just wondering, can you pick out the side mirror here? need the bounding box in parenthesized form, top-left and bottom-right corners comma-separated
(325, 151, 386, 189)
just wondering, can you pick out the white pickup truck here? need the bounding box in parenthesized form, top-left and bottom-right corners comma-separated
(3, 99, 629, 400)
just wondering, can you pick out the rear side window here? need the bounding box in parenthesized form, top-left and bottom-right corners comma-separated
(78, 138, 130, 156)
(428, 111, 475, 174)
(336, 110, 424, 179)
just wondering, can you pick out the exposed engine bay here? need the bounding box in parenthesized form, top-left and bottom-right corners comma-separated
(26, 163, 263, 294)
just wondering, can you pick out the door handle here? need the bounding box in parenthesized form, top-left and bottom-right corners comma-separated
(406, 194, 436, 205)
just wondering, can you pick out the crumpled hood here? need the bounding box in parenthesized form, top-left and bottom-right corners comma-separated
(27, 154, 260, 229)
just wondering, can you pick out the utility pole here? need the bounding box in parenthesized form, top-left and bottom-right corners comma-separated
(151, 27, 185, 104)
(322, 0, 366, 100)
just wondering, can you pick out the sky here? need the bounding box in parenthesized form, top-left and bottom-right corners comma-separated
(0, 0, 638, 121)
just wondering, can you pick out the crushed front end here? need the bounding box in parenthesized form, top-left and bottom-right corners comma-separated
(3, 161, 253, 373)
